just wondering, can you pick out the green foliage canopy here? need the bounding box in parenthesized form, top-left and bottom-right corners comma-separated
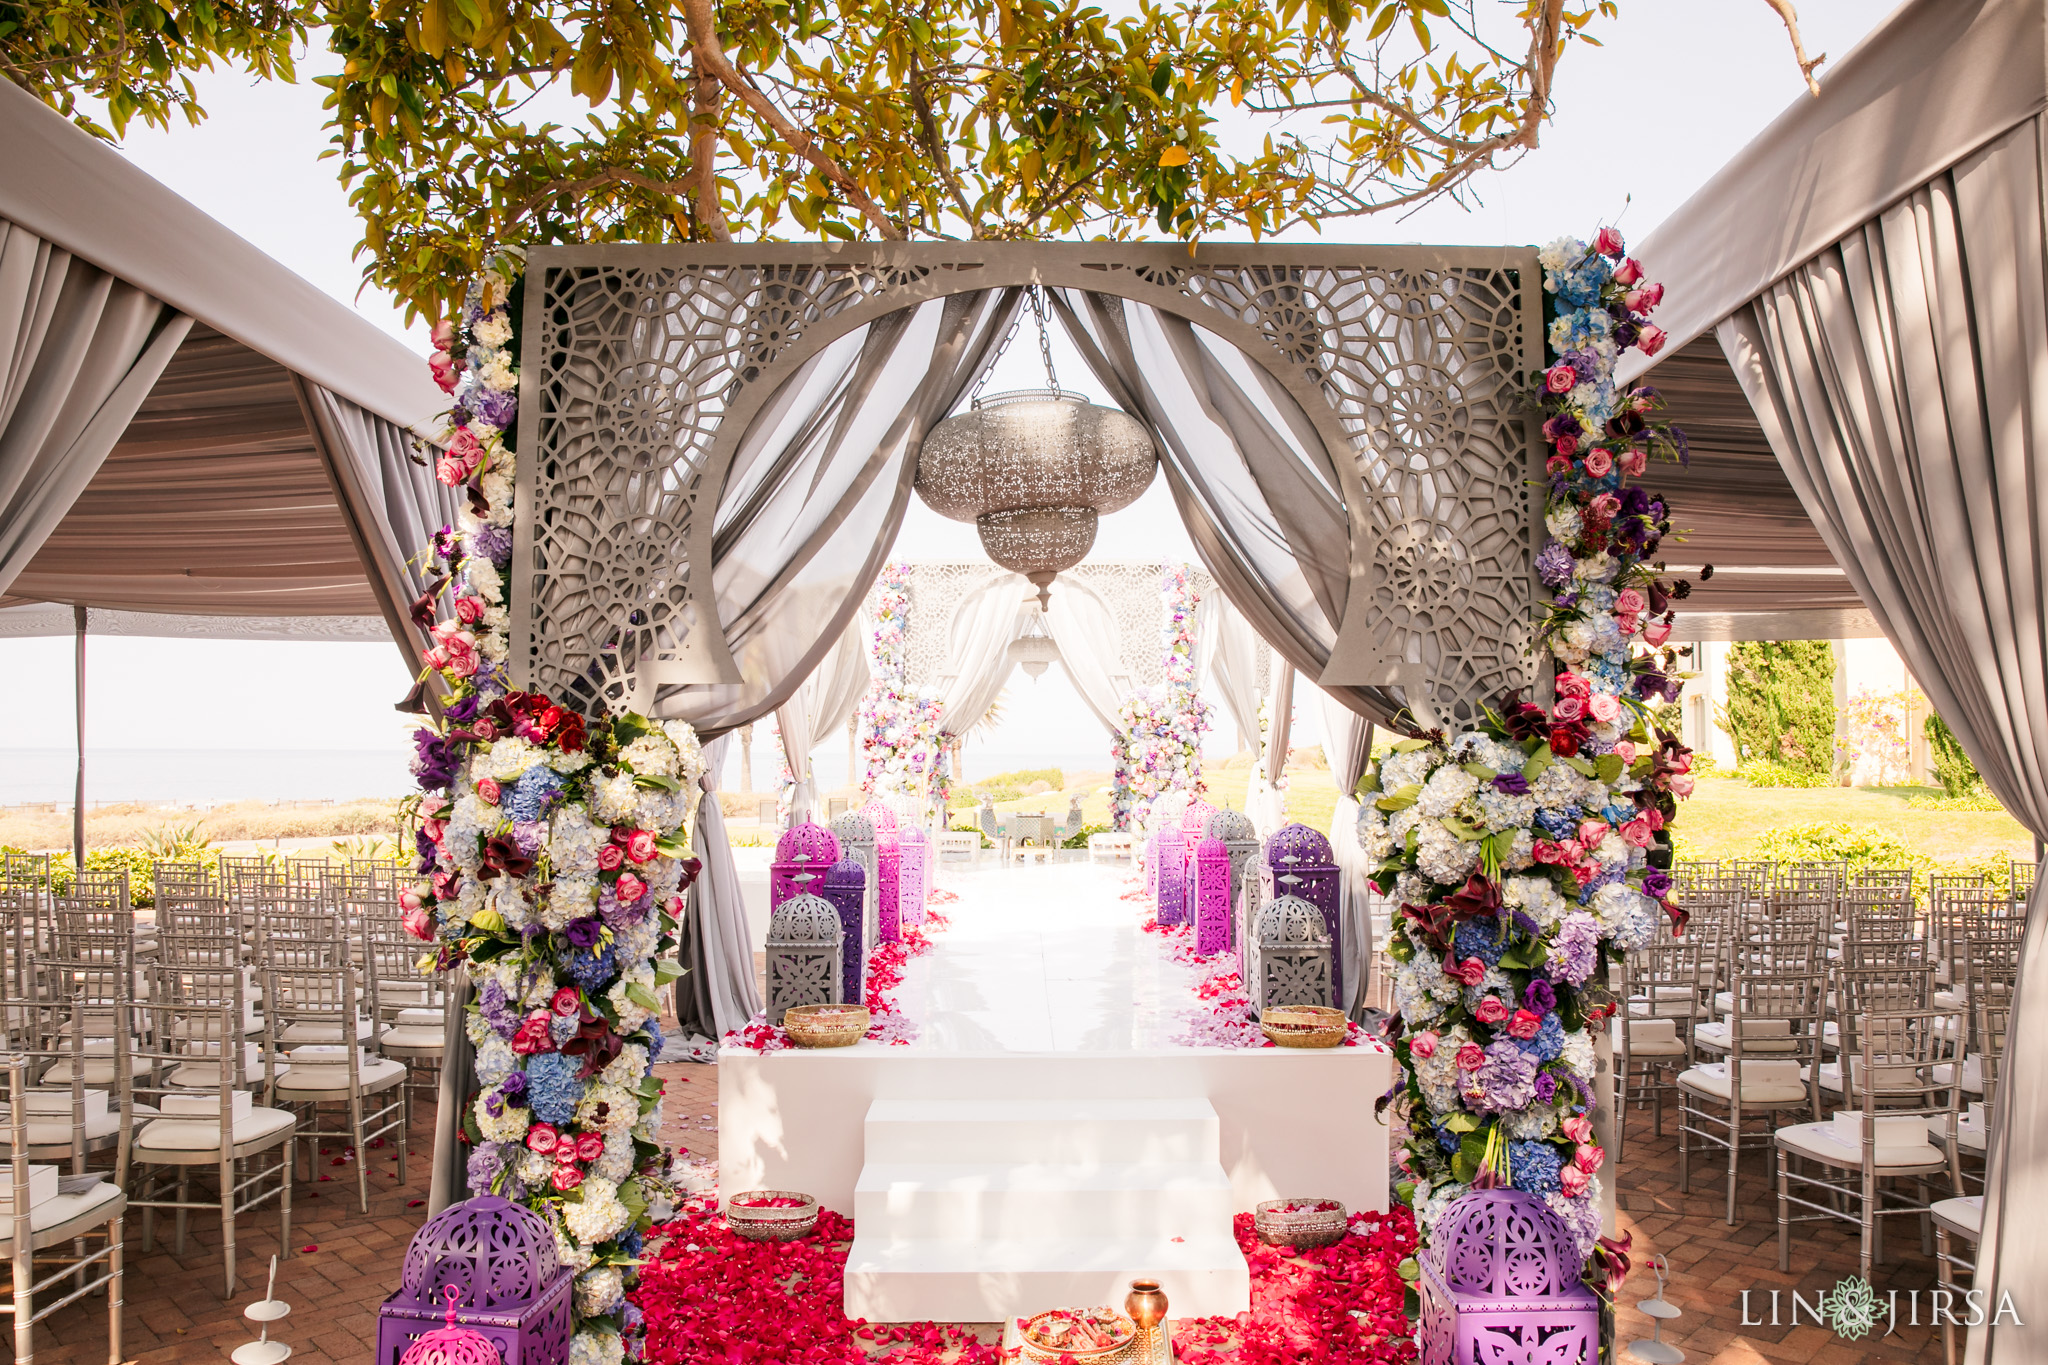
(1925, 711, 1986, 799)
(1719, 639, 1837, 781)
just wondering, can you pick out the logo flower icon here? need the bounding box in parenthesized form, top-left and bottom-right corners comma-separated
(1820, 1276, 1884, 1340)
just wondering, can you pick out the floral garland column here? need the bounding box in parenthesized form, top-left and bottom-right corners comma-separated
(856, 564, 946, 805)
(403, 254, 703, 1365)
(1369, 227, 1698, 1275)
(1111, 564, 1211, 830)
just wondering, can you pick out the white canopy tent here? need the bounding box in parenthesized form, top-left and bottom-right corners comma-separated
(1628, 0, 2048, 1353)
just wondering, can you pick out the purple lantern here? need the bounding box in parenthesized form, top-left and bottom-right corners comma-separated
(1193, 836, 1231, 957)
(375, 1194, 571, 1365)
(1144, 834, 1162, 905)
(1155, 828, 1188, 927)
(771, 822, 841, 910)
(862, 804, 903, 945)
(1261, 823, 1342, 1008)
(823, 856, 867, 1005)
(1416, 1189, 1599, 1365)
(399, 1288, 503, 1365)
(897, 825, 928, 928)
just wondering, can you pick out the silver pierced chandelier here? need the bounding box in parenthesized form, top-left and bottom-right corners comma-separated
(914, 291, 1156, 607)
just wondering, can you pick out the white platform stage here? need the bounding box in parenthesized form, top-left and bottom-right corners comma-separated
(718, 861, 1392, 1323)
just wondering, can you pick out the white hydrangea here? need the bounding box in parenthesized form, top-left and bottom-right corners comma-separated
(1530, 762, 1588, 814)
(490, 876, 531, 930)
(645, 856, 685, 903)
(1379, 747, 1440, 792)
(446, 877, 486, 930)
(1503, 875, 1567, 930)
(474, 1037, 515, 1086)
(1545, 503, 1584, 544)
(553, 1224, 597, 1271)
(1387, 807, 1422, 846)
(574, 1266, 626, 1317)
(618, 734, 679, 779)
(483, 736, 541, 782)
(1500, 1105, 1559, 1141)
(1594, 832, 1630, 868)
(590, 771, 640, 824)
(1476, 786, 1536, 832)
(1503, 827, 1536, 870)
(1412, 1025, 1471, 1114)
(466, 554, 503, 603)
(607, 966, 659, 1033)
(662, 719, 706, 789)
(548, 808, 606, 874)
(446, 793, 492, 857)
(1416, 822, 1479, 885)
(472, 312, 513, 348)
(563, 1175, 632, 1244)
(542, 876, 598, 931)
(478, 351, 517, 392)
(1392, 956, 1447, 1026)
(1594, 882, 1661, 950)
(1417, 766, 1480, 820)
(1356, 805, 1393, 860)
(612, 915, 660, 965)
(1392, 871, 1432, 905)
(635, 787, 693, 835)
(1559, 1028, 1597, 1082)
(600, 1042, 650, 1090)
(473, 1097, 530, 1144)
(595, 1129, 637, 1182)
(1537, 236, 1585, 272)
(633, 1101, 664, 1144)
(578, 1082, 641, 1134)
(569, 1331, 624, 1365)
(465, 1011, 494, 1047)
(547, 748, 595, 775)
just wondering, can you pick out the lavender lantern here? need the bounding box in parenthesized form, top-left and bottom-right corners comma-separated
(1193, 835, 1231, 957)
(1416, 1189, 1599, 1365)
(823, 857, 867, 1005)
(1154, 827, 1188, 927)
(1262, 823, 1342, 1009)
(1177, 798, 1219, 914)
(375, 1194, 571, 1365)
(861, 803, 903, 944)
(771, 822, 841, 911)
(828, 810, 879, 955)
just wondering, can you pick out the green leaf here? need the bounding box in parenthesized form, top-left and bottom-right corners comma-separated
(1392, 737, 1433, 753)
(632, 772, 682, 792)
(1461, 762, 1498, 781)
(1596, 754, 1625, 785)
(1564, 754, 1598, 778)
(1443, 1111, 1480, 1134)
(1524, 745, 1555, 782)
(1376, 783, 1420, 812)
(625, 982, 662, 1012)
(653, 958, 686, 986)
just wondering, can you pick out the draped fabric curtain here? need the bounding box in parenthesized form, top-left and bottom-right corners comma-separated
(1256, 661, 1296, 834)
(657, 288, 1024, 736)
(936, 572, 1030, 738)
(674, 735, 764, 1039)
(1042, 578, 1131, 732)
(1200, 594, 1273, 817)
(1715, 117, 2048, 1363)
(294, 379, 456, 677)
(1047, 291, 1397, 728)
(1314, 687, 1375, 1018)
(775, 619, 873, 822)
(0, 222, 192, 596)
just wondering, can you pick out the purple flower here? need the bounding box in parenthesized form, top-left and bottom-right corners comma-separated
(478, 978, 520, 1040)
(1465, 1038, 1540, 1115)
(563, 915, 605, 949)
(444, 693, 480, 724)
(512, 820, 547, 857)
(432, 524, 462, 563)
(470, 523, 514, 569)
(1641, 869, 1673, 899)
(1533, 1071, 1560, 1104)
(1491, 772, 1531, 796)
(1552, 913, 1600, 987)
(1525, 978, 1557, 1015)
(411, 730, 461, 790)
(466, 1141, 507, 1192)
(471, 386, 517, 430)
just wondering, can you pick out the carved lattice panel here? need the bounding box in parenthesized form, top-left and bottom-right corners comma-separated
(515, 245, 1538, 722)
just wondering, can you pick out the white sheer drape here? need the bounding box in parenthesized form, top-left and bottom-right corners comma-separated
(1200, 593, 1273, 815)
(1042, 578, 1132, 732)
(675, 735, 764, 1039)
(936, 573, 1030, 737)
(1314, 687, 1374, 1018)
(775, 618, 873, 822)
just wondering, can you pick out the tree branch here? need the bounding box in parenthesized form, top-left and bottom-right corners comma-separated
(679, 0, 904, 239)
(690, 52, 734, 241)
(1760, 0, 1826, 96)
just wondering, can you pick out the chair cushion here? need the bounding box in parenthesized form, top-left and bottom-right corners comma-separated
(1932, 1195, 1983, 1239)
(1678, 1061, 1809, 1105)
(1934, 989, 1963, 1010)
(134, 1106, 294, 1153)
(394, 1007, 445, 1027)
(1694, 1021, 1799, 1053)
(1625, 1019, 1687, 1056)
(377, 1025, 446, 1051)
(0, 1109, 123, 1147)
(1930, 1056, 1985, 1094)
(0, 1180, 122, 1247)
(1774, 1120, 1948, 1169)
(274, 1056, 407, 1097)
(39, 1054, 151, 1086)
(278, 1018, 373, 1044)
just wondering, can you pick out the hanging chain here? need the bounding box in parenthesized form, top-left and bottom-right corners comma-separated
(968, 284, 1061, 406)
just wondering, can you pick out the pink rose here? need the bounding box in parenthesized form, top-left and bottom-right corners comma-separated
(1638, 324, 1669, 357)
(1646, 807, 1666, 831)
(1454, 1044, 1486, 1072)
(1614, 740, 1637, 765)
(1594, 226, 1625, 258)
(398, 885, 427, 911)
(1641, 620, 1673, 647)
(597, 845, 626, 872)
(1507, 1009, 1543, 1040)
(1615, 588, 1646, 615)
(550, 1163, 585, 1193)
(1533, 840, 1570, 867)
(454, 595, 486, 625)
(1553, 695, 1586, 723)
(471, 717, 498, 741)
(1474, 996, 1510, 1025)
(1546, 454, 1572, 476)
(428, 350, 461, 394)
(438, 637, 479, 679)
(434, 453, 473, 487)
(1562, 1117, 1593, 1145)
(477, 777, 502, 805)
(1545, 364, 1578, 394)
(511, 1012, 555, 1056)
(1669, 774, 1696, 798)
(1588, 692, 1621, 723)
(1590, 492, 1622, 521)
(551, 986, 581, 1017)
(1582, 447, 1614, 478)
(1560, 1164, 1591, 1197)
(574, 1131, 606, 1162)
(1446, 956, 1488, 987)
(626, 829, 659, 864)
(1619, 447, 1648, 477)
(615, 872, 648, 904)
(401, 905, 434, 941)
(1578, 819, 1610, 846)
(1621, 818, 1653, 848)
(420, 794, 449, 818)
(1574, 1143, 1606, 1174)
(525, 1122, 560, 1155)
(447, 426, 483, 460)
(1611, 257, 1643, 287)
(1555, 672, 1591, 699)
(1626, 281, 1665, 313)
(1408, 1031, 1439, 1060)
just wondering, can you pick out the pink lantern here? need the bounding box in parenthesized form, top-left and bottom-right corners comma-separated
(399, 1289, 503, 1365)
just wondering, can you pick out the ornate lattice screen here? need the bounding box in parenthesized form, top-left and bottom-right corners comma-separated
(513, 243, 1541, 723)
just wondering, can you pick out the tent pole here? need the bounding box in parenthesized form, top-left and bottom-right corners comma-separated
(72, 605, 86, 871)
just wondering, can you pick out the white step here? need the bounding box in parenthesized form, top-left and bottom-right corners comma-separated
(862, 1097, 1220, 1165)
(842, 1232, 1251, 1322)
(855, 1161, 1232, 1241)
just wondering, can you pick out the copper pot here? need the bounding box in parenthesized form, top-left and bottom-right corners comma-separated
(1124, 1278, 1168, 1332)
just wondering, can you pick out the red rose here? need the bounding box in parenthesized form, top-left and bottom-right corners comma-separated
(574, 1131, 605, 1162)
(556, 714, 587, 753)
(539, 705, 565, 737)
(1549, 726, 1580, 757)
(550, 1163, 584, 1192)
(551, 987, 581, 1016)
(1454, 1044, 1486, 1072)
(1544, 363, 1578, 395)
(1473, 996, 1509, 1024)
(526, 1123, 560, 1155)
(1507, 1009, 1543, 1040)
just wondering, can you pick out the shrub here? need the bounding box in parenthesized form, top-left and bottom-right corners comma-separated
(1747, 821, 2013, 903)
(1734, 760, 1835, 789)
(969, 768, 1063, 804)
(1926, 713, 1988, 799)
(1062, 823, 1111, 849)
(1719, 640, 1837, 779)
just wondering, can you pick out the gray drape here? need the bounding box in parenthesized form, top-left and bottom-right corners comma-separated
(1314, 687, 1375, 1019)
(1048, 291, 1396, 730)
(1717, 117, 2048, 1362)
(0, 222, 192, 597)
(674, 735, 764, 1039)
(294, 379, 456, 677)
(775, 619, 873, 823)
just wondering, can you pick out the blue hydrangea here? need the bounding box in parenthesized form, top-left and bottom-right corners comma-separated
(1601, 803, 1636, 827)
(1533, 810, 1579, 842)
(617, 1227, 644, 1260)
(507, 766, 566, 823)
(1453, 917, 1506, 967)
(1544, 253, 1612, 308)
(525, 1051, 586, 1125)
(638, 1025, 664, 1062)
(565, 941, 620, 993)
(1436, 1126, 1462, 1154)
(1514, 1012, 1567, 1063)
(1578, 864, 1625, 904)
(1508, 1141, 1564, 1196)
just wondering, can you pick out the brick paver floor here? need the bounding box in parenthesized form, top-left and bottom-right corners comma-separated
(21, 1056, 1965, 1364)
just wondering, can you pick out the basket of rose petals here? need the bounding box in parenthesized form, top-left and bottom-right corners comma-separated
(723, 1190, 819, 1241)
(783, 1004, 870, 1048)
(1254, 1197, 1349, 1249)
(1017, 1306, 1139, 1362)
(1259, 1005, 1346, 1048)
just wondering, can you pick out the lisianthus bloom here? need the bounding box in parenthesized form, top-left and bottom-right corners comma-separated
(615, 872, 648, 904)
(1507, 1009, 1543, 1040)
(551, 987, 581, 1016)
(477, 777, 502, 804)
(1409, 1031, 1439, 1059)
(1545, 364, 1578, 394)
(1525, 979, 1558, 1014)
(574, 1131, 605, 1162)
(1454, 1044, 1486, 1072)
(1594, 226, 1625, 257)
(527, 1123, 560, 1154)
(626, 829, 659, 863)
(1582, 447, 1614, 478)
(597, 845, 626, 872)
(1473, 996, 1510, 1025)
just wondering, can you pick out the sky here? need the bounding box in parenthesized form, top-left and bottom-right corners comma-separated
(0, 0, 1894, 792)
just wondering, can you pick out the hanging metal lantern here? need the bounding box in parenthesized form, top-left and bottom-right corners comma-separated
(914, 291, 1156, 607)
(1006, 614, 1061, 681)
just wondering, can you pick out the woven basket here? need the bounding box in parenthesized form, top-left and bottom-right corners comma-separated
(783, 1004, 870, 1048)
(723, 1191, 820, 1241)
(1254, 1197, 1349, 1249)
(1260, 1005, 1346, 1049)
